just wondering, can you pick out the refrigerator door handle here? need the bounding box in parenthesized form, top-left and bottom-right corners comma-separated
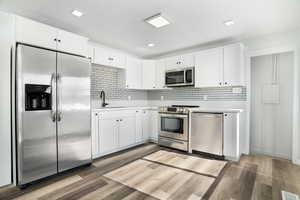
(51, 73, 56, 122)
(57, 73, 62, 122)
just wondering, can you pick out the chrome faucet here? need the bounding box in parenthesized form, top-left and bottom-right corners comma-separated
(99, 90, 109, 107)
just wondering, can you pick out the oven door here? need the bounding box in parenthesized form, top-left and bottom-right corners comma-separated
(159, 113, 188, 141)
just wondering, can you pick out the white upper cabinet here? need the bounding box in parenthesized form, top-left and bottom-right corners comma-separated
(93, 46, 126, 68)
(142, 60, 156, 89)
(155, 60, 166, 89)
(195, 47, 223, 87)
(195, 43, 245, 87)
(223, 43, 244, 86)
(15, 16, 58, 50)
(165, 54, 194, 70)
(15, 16, 88, 56)
(125, 56, 142, 89)
(56, 30, 88, 56)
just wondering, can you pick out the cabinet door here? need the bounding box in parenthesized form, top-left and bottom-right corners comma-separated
(91, 112, 99, 158)
(142, 60, 156, 89)
(98, 117, 119, 154)
(155, 60, 166, 89)
(165, 56, 183, 70)
(57, 30, 88, 56)
(135, 110, 143, 143)
(119, 116, 136, 148)
(15, 16, 58, 50)
(142, 110, 150, 141)
(223, 113, 238, 159)
(181, 54, 195, 67)
(111, 52, 126, 68)
(93, 46, 110, 66)
(195, 47, 223, 87)
(149, 110, 159, 141)
(126, 57, 142, 89)
(223, 43, 245, 86)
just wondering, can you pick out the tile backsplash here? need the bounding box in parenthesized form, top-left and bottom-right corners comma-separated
(91, 65, 147, 100)
(91, 65, 247, 102)
(148, 86, 246, 101)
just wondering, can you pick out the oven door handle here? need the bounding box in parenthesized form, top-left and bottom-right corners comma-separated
(159, 114, 188, 118)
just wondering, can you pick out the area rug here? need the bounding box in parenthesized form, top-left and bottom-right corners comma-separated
(143, 150, 227, 177)
(104, 159, 215, 200)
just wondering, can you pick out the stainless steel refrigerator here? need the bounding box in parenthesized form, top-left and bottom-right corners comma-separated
(16, 44, 91, 186)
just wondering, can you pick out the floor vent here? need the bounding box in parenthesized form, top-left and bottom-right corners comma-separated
(282, 191, 300, 200)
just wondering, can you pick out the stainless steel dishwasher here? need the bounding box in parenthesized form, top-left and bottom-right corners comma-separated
(191, 113, 223, 156)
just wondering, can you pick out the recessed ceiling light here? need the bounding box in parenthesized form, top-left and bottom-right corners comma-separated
(148, 43, 155, 47)
(224, 20, 234, 26)
(145, 13, 170, 28)
(72, 10, 83, 17)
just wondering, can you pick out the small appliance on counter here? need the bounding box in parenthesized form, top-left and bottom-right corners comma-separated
(158, 105, 199, 151)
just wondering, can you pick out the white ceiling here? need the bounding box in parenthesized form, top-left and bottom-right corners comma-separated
(1, 0, 300, 58)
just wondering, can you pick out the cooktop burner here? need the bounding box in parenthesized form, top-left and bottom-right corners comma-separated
(171, 105, 200, 108)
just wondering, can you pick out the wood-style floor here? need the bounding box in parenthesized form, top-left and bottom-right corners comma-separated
(0, 143, 300, 200)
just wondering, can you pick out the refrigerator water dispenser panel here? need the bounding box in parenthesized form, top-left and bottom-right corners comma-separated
(25, 84, 51, 111)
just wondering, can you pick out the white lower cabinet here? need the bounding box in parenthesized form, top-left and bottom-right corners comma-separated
(92, 109, 157, 159)
(149, 110, 159, 141)
(223, 112, 239, 160)
(119, 116, 136, 148)
(98, 117, 119, 154)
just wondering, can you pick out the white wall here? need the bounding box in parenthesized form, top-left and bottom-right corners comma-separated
(250, 52, 294, 159)
(244, 29, 300, 164)
(0, 11, 13, 187)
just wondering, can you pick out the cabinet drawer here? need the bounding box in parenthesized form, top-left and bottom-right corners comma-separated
(98, 110, 136, 119)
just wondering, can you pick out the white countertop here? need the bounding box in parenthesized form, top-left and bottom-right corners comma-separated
(188, 107, 243, 113)
(93, 106, 242, 113)
(93, 106, 158, 111)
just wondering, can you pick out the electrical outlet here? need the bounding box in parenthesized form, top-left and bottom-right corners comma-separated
(161, 96, 164, 101)
(128, 96, 131, 101)
(203, 95, 208, 101)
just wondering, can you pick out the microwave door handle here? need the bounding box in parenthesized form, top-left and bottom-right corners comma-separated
(50, 73, 56, 122)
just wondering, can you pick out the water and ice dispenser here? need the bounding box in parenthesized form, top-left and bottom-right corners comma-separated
(25, 84, 52, 111)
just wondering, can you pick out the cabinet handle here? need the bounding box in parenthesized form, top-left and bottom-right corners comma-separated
(58, 39, 61, 43)
(225, 82, 228, 85)
(54, 38, 57, 42)
(95, 113, 98, 116)
(219, 82, 222, 85)
(120, 119, 123, 122)
(116, 120, 119, 122)
(108, 57, 114, 61)
(224, 114, 228, 117)
(126, 85, 129, 88)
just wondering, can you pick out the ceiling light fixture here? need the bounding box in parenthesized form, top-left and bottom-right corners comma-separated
(224, 20, 234, 26)
(148, 43, 155, 47)
(72, 10, 83, 17)
(145, 13, 170, 28)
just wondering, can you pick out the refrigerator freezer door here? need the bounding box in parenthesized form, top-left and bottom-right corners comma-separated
(57, 53, 91, 172)
(16, 45, 57, 185)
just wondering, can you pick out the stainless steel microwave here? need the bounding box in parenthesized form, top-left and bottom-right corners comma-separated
(165, 67, 194, 87)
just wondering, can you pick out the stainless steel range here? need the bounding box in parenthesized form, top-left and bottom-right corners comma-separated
(158, 105, 199, 151)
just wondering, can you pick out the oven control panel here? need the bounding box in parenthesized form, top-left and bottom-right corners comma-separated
(159, 106, 190, 114)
